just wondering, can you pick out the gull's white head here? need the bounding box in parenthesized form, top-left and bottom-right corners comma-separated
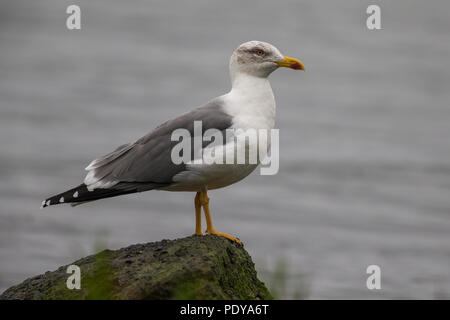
(229, 40, 305, 80)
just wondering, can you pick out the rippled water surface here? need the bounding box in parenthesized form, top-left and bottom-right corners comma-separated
(1, 0, 450, 298)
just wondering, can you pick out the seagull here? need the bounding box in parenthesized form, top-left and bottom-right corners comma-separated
(42, 41, 304, 245)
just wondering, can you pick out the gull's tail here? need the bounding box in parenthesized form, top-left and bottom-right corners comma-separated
(40, 183, 141, 208)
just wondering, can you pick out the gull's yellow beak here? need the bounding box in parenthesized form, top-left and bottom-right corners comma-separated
(274, 56, 305, 71)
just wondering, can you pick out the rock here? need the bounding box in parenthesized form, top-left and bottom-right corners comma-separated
(0, 235, 272, 300)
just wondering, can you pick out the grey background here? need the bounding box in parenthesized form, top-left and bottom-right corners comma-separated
(1, 0, 450, 299)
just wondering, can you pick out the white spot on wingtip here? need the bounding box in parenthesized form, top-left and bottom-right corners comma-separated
(73, 191, 78, 198)
(40, 200, 46, 209)
(46, 200, 51, 206)
(59, 197, 64, 203)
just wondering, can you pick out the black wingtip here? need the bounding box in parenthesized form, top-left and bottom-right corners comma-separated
(40, 197, 60, 209)
(40, 183, 140, 209)
(40, 184, 85, 209)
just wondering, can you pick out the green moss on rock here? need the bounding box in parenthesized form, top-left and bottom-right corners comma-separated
(0, 235, 272, 300)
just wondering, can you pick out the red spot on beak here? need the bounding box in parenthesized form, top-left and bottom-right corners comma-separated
(291, 62, 302, 70)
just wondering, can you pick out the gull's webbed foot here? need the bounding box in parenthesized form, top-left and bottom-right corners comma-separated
(206, 230, 243, 246)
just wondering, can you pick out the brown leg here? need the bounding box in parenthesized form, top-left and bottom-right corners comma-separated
(194, 192, 203, 235)
(198, 190, 242, 245)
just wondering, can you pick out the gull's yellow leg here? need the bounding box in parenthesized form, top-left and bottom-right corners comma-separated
(194, 192, 203, 235)
(199, 190, 242, 245)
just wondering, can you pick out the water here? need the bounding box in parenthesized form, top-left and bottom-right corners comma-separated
(1, 0, 450, 299)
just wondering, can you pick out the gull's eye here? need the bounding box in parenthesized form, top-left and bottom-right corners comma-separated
(254, 49, 265, 56)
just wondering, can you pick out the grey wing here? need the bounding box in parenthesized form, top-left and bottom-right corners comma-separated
(83, 98, 233, 191)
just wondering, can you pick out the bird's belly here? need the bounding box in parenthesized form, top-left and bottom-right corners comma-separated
(201, 163, 258, 190)
(165, 162, 258, 192)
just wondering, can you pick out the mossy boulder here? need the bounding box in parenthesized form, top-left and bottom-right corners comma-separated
(0, 235, 272, 300)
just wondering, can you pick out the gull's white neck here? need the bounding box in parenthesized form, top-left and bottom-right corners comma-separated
(223, 72, 276, 130)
